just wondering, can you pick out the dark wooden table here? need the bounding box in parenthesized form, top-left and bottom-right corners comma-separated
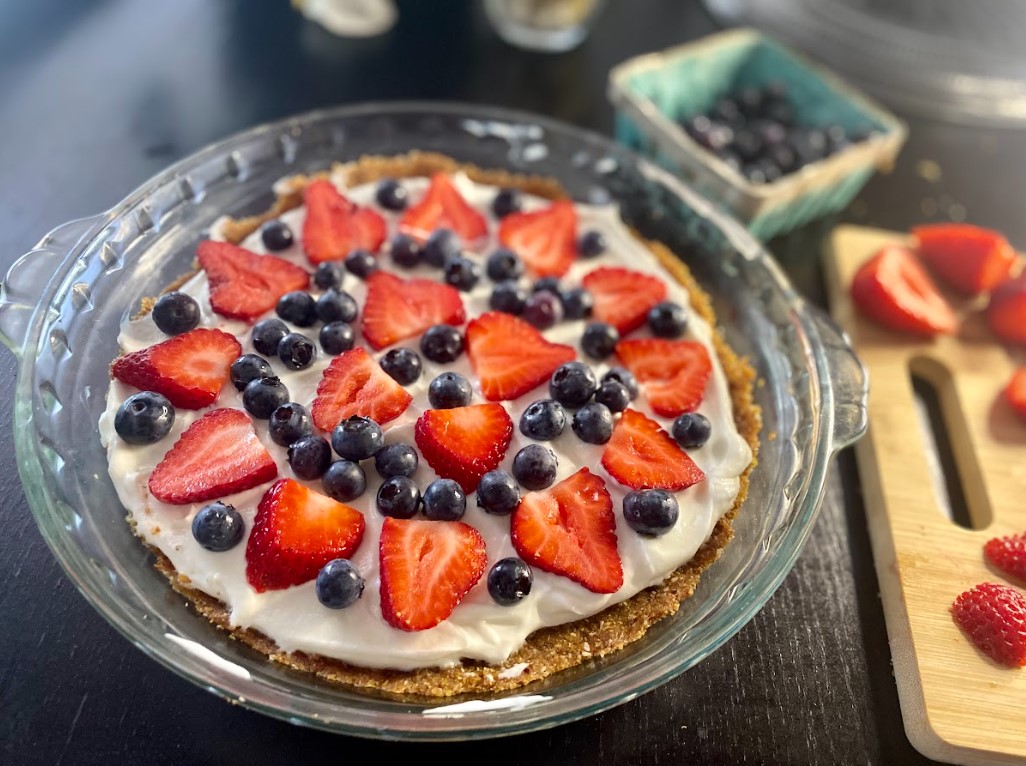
(5, 2, 1024, 763)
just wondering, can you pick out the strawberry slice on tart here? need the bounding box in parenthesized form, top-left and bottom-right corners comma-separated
(361, 271, 466, 350)
(398, 173, 488, 243)
(498, 199, 577, 278)
(310, 347, 413, 431)
(615, 338, 712, 417)
(601, 408, 705, 491)
(302, 179, 387, 264)
(913, 223, 1018, 295)
(415, 403, 514, 492)
(582, 266, 668, 336)
(197, 241, 311, 322)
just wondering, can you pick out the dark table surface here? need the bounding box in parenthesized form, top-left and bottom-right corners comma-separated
(5, 2, 1025, 764)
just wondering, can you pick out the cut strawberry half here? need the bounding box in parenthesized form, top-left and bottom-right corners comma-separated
(581, 266, 668, 335)
(615, 338, 712, 416)
(379, 517, 487, 632)
(302, 179, 387, 264)
(398, 173, 488, 243)
(984, 531, 1026, 582)
(197, 240, 310, 321)
(511, 468, 622, 594)
(414, 403, 514, 492)
(497, 199, 577, 278)
(951, 582, 1026, 668)
(310, 347, 413, 431)
(601, 408, 705, 491)
(1005, 368, 1026, 423)
(986, 273, 1026, 345)
(245, 478, 366, 592)
(465, 311, 576, 401)
(112, 328, 241, 409)
(850, 245, 957, 337)
(148, 408, 277, 505)
(361, 271, 466, 350)
(913, 223, 1018, 295)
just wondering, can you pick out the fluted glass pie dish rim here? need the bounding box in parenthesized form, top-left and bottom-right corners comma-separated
(0, 102, 867, 740)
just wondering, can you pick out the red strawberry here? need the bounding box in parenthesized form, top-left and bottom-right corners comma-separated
(511, 468, 622, 594)
(148, 408, 277, 505)
(245, 478, 366, 592)
(582, 267, 668, 335)
(414, 404, 514, 492)
(465, 311, 576, 401)
(197, 240, 310, 321)
(310, 347, 413, 431)
(615, 338, 712, 416)
(302, 179, 386, 264)
(1006, 368, 1026, 423)
(379, 517, 487, 631)
(398, 173, 488, 243)
(984, 532, 1026, 582)
(601, 408, 705, 491)
(361, 271, 466, 350)
(913, 223, 1018, 295)
(112, 328, 241, 409)
(986, 273, 1026, 345)
(850, 246, 957, 337)
(497, 199, 577, 278)
(951, 582, 1026, 668)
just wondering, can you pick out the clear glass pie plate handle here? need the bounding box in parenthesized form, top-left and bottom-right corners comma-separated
(805, 304, 868, 450)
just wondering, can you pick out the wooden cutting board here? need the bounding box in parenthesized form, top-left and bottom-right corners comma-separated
(824, 225, 1026, 766)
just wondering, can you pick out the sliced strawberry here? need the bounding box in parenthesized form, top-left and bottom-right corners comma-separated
(497, 199, 577, 278)
(112, 328, 241, 409)
(245, 478, 366, 592)
(398, 173, 488, 243)
(1005, 368, 1026, 423)
(615, 338, 712, 416)
(302, 179, 387, 264)
(582, 267, 668, 335)
(310, 347, 413, 431)
(601, 408, 705, 491)
(913, 223, 1018, 295)
(465, 311, 576, 401)
(986, 273, 1026, 345)
(361, 271, 466, 350)
(379, 517, 487, 631)
(951, 582, 1026, 668)
(511, 468, 622, 594)
(414, 403, 514, 492)
(197, 240, 310, 321)
(148, 408, 277, 505)
(984, 531, 1026, 582)
(850, 246, 957, 337)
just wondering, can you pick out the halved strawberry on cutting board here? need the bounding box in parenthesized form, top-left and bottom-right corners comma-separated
(511, 468, 622, 594)
(1005, 368, 1026, 423)
(582, 266, 667, 336)
(913, 223, 1018, 295)
(498, 199, 577, 278)
(398, 173, 488, 243)
(361, 271, 466, 350)
(148, 408, 277, 505)
(415, 403, 514, 492)
(246, 478, 366, 592)
(601, 408, 705, 491)
(379, 517, 487, 632)
(112, 328, 241, 409)
(197, 240, 310, 321)
(310, 347, 413, 431)
(615, 338, 712, 417)
(986, 273, 1026, 345)
(465, 311, 576, 401)
(302, 179, 386, 264)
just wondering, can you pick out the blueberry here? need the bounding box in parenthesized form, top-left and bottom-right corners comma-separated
(717, 148, 743, 172)
(243, 376, 289, 419)
(319, 321, 355, 355)
(314, 262, 345, 290)
(344, 249, 378, 279)
(152, 292, 200, 335)
(252, 318, 289, 356)
(191, 501, 245, 552)
(492, 188, 522, 218)
(789, 127, 828, 166)
(420, 324, 464, 363)
(380, 347, 422, 385)
(332, 416, 384, 461)
(523, 290, 563, 329)
(512, 444, 558, 490)
(825, 124, 848, 154)
(487, 557, 533, 606)
(737, 86, 764, 117)
(581, 322, 619, 360)
(560, 288, 593, 320)
(732, 129, 763, 163)
(391, 234, 422, 268)
(428, 371, 473, 409)
(486, 249, 523, 281)
(276, 291, 317, 327)
(578, 230, 607, 258)
(476, 470, 520, 515)
(260, 219, 294, 251)
(315, 289, 358, 324)
(519, 399, 566, 441)
(711, 97, 742, 126)
(287, 434, 332, 479)
(374, 443, 418, 479)
(762, 99, 795, 127)
(767, 143, 798, 174)
(603, 367, 639, 399)
(375, 178, 408, 211)
(422, 478, 466, 521)
(755, 119, 787, 148)
(376, 475, 421, 519)
(533, 276, 562, 295)
(322, 460, 366, 502)
(490, 281, 527, 315)
(594, 380, 630, 413)
(114, 391, 174, 444)
(277, 332, 316, 370)
(443, 256, 481, 292)
(423, 228, 461, 268)
(672, 412, 711, 448)
(623, 489, 679, 536)
(316, 559, 365, 609)
(268, 403, 312, 446)
(572, 402, 613, 444)
(743, 159, 782, 185)
(684, 115, 732, 151)
(648, 301, 687, 338)
(549, 361, 597, 408)
(229, 354, 272, 392)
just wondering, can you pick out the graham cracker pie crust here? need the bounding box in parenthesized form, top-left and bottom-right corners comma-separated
(139, 152, 762, 699)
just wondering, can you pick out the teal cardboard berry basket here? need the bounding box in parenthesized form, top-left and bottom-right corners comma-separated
(609, 27, 907, 241)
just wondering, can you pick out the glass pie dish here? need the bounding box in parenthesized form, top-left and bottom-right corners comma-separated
(0, 102, 867, 740)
